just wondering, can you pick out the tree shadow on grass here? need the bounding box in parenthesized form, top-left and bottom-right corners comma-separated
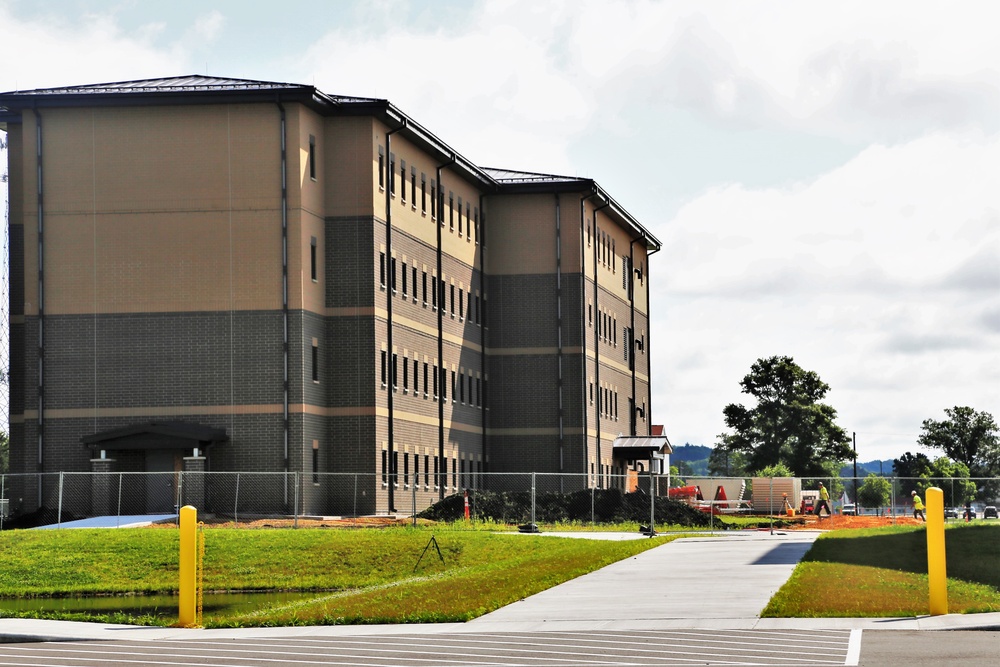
(803, 524, 1000, 589)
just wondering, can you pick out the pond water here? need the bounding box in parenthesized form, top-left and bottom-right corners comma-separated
(0, 590, 328, 621)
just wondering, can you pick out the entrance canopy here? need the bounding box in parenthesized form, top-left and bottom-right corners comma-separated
(81, 421, 228, 452)
(612, 435, 672, 463)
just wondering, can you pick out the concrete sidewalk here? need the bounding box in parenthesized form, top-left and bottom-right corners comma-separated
(2, 531, 999, 643)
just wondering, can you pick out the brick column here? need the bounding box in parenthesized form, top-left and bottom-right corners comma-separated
(182, 456, 207, 512)
(90, 457, 116, 517)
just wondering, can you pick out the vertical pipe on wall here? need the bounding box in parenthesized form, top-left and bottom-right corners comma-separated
(276, 101, 290, 502)
(645, 244, 659, 434)
(629, 237, 639, 435)
(592, 200, 610, 483)
(478, 193, 488, 473)
(554, 194, 564, 477)
(384, 123, 405, 513)
(435, 155, 455, 500)
(33, 109, 44, 507)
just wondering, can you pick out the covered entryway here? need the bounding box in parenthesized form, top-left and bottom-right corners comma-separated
(82, 421, 228, 514)
(612, 434, 672, 493)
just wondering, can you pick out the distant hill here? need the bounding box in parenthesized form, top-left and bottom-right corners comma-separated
(672, 444, 712, 476)
(840, 460, 893, 478)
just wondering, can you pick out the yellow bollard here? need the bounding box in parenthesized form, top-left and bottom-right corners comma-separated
(925, 487, 947, 616)
(178, 505, 198, 627)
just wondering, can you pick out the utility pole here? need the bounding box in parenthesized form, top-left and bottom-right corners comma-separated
(853, 432, 858, 504)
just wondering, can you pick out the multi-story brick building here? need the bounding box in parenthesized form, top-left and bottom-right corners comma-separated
(0, 75, 660, 517)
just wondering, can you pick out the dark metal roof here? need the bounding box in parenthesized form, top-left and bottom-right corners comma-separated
(82, 421, 228, 450)
(612, 435, 673, 461)
(0, 75, 660, 249)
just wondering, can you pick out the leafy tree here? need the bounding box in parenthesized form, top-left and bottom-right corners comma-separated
(0, 430, 7, 475)
(752, 462, 793, 477)
(918, 407, 1000, 478)
(857, 473, 891, 515)
(719, 356, 853, 477)
(926, 457, 976, 507)
(707, 446, 748, 477)
(892, 451, 932, 480)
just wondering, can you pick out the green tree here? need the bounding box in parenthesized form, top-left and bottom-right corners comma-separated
(752, 462, 793, 477)
(918, 407, 1000, 478)
(857, 473, 891, 515)
(719, 356, 853, 477)
(0, 430, 7, 475)
(707, 445, 748, 477)
(893, 451, 932, 480)
(926, 457, 976, 507)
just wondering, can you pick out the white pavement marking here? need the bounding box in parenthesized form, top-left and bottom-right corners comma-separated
(846, 629, 863, 666)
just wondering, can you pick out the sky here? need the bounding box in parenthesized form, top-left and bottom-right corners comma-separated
(1, 0, 998, 463)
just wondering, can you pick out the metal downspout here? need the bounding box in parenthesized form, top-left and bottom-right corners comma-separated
(385, 123, 405, 512)
(629, 238, 639, 435)
(645, 245, 660, 434)
(592, 200, 610, 481)
(435, 155, 455, 500)
(33, 109, 44, 506)
(578, 195, 590, 486)
(276, 101, 290, 506)
(554, 195, 564, 482)
(478, 193, 487, 473)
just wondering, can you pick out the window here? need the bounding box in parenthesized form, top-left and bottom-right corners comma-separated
(439, 456, 446, 489)
(424, 454, 430, 487)
(411, 266, 417, 302)
(451, 370, 457, 403)
(430, 180, 437, 219)
(622, 255, 629, 290)
(465, 203, 471, 239)
(588, 303, 592, 326)
(411, 167, 417, 209)
(434, 456, 440, 488)
(311, 340, 319, 382)
(613, 317, 617, 346)
(412, 358, 419, 394)
(422, 270, 428, 306)
(474, 295, 481, 325)
(402, 355, 409, 392)
(450, 284, 455, 317)
(452, 457, 458, 489)
(379, 252, 386, 289)
(393, 451, 399, 487)
(433, 364, 439, 399)
(431, 275, 438, 310)
(378, 146, 385, 190)
(392, 353, 398, 390)
(389, 153, 396, 196)
(400, 160, 407, 203)
(310, 237, 318, 282)
(391, 257, 397, 294)
(589, 381, 594, 405)
(403, 453, 410, 486)
(308, 135, 317, 180)
(402, 261, 408, 298)
(474, 207, 479, 244)
(459, 290, 464, 321)
(476, 377, 482, 407)
(312, 440, 319, 484)
(423, 362, 429, 397)
(459, 371, 465, 403)
(381, 350, 387, 388)
(421, 173, 427, 213)
(457, 197, 463, 236)
(381, 450, 387, 484)
(441, 367, 447, 401)
(449, 193, 454, 232)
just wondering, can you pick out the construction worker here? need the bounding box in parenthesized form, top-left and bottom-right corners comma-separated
(815, 482, 831, 518)
(911, 490, 926, 522)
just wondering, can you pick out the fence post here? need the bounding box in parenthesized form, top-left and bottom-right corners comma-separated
(234, 472, 240, 527)
(531, 472, 536, 527)
(57, 472, 64, 528)
(177, 471, 184, 513)
(649, 471, 655, 534)
(1, 474, 5, 531)
(293, 472, 299, 529)
(412, 471, 417, 526)
(117, 473, 124, 528)
(353, 473, 358, 527)
(591, 485, 595, 525)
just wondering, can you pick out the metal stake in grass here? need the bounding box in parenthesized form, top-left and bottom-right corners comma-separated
(414, 535, 445, 572)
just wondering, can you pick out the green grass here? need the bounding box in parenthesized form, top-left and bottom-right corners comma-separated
(0, 527, 677, 627)
(762, 523, 1000, 617)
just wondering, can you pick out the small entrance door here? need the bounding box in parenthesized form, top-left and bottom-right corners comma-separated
(145, 450, 181, 513)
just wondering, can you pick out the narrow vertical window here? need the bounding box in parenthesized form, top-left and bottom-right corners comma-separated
(381, 350, 387, 388)
(400, 160, 407, 203)
(412, 358, 419, 394)
(381, 450, 387, 483)
(312, 441, 320, 484)
(402, 261, 408, 298)
(474, 295, 480, 325)
(310, 237, 318, 282)
(378, 146, 385, 190)
(457, 197, 463, 236)
(452, 457, 458, 489)
(411, 266, 417, 301)
(380, 252, 386, 288)
(430, 180, 437, 218)
(423, 362, 429, 397)
(424, 454, 430, 487)
(421, 174, 427, 213)
(476, 377, 482, 407)
(392, 353, 398, 390)
(465, 203, 471, 239)
(308, 135, 317, 180)
(474, 207, 479, 244)
(389, 153, 396, 196)
(434, 456, 440, 488)
(402, 355, 409, 392)
(449, 193, 455, 232)
(422, 271, 428, 306)
(404, 453, 409, 484)
(411, 167, 417, 208)
(431, 275, 438, 310)
(450, 284, 455, 317)
(451, 370, 457, 403)
(433, 364, 439, 399)
(311, 339, 319, 382)
(459, 371, 465, 404)
(391, 257, 397, 294)
(459, 290, 464, 321)
(441, 367, 448, 401)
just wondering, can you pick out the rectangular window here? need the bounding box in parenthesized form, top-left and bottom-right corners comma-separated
(450, 284, 455, 317)
(311, 340, 319, 382)
(433, 364, 439, 399)
(402, 261, 408, 298)
(381, 350, 387, 388)
(460, 459, 466, 488)
(380, 252, 386, 289)
(402, 355, 409, 392)
(400, 160, 407, 203)
(411, 167, 417, 208)
(613, 317, 617, 346)
(423, 362, 429, 397)
(412, 358, 419, 394)
(312, 441, 320, 485)
(622, 255, 629, 290)
(434, 456, 440, 488)
(403, 453, 410, 486)
(389, 153, 396, 196)
(459, 290, 464, 321)
(391, 257, 397, 294)
(310, 237, 318, 282)
(381, 450, 387, 484)
(457, 197, 463, 236)
(411, 266, 417, 301)
(424, 454, 430, 487)
(378, 146, 385, 190)
(308, 135, 317, 180)
(451, 370, 457, 403)
(431, 275, 438, 310)
(441, 368, 448, 401)
(422, 271, 428, 306)
(392, 353, 398, 391)
(452, 457, 458, 489)
(413, 452, 419, 485)
(476, 377, 482, 408)
(421, 174, 427, 213)
(449, 193, 455, 232)
(466, 203, 471, 239)
(430, 180, 437, 219)
(459, 371, 465, 403)
(393, 451, 399, 487)
(440, 457, 446, 489)
(589, 381, 594, 405)
(474, 207, 480, 244)
(474, 295, 481, 325)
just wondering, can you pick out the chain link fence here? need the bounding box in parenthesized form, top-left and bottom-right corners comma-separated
(1, 471, 997, 531)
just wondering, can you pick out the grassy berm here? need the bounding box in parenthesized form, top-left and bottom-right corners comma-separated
(0, 528, 677, 627)
(763, 523, 1000, 617)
